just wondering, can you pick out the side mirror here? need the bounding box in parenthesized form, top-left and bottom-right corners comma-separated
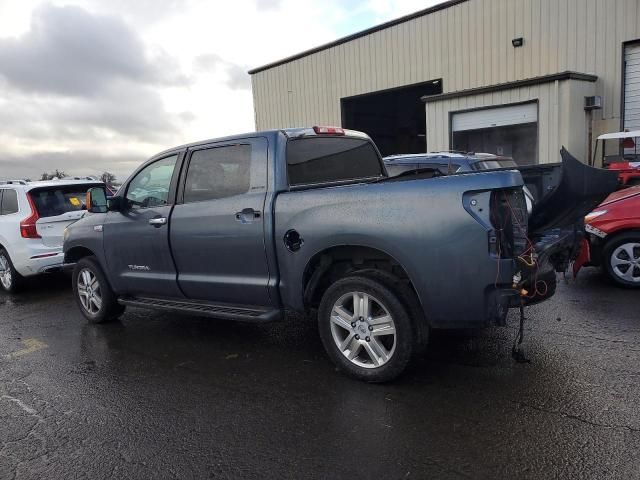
(86, 187, 108, 213)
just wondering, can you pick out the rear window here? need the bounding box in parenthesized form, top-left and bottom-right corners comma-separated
(286, 137, 384, 186)
(473, 159, 518, 170)
(30, 185, 99, 218)
(420, 163, 461, 175)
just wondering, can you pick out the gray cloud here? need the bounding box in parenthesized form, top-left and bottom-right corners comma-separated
(0, 4, 193, 180)
(0, 150, 147, 183)
(0, 3, 187, 97)
(0, 80, 189, 145)
(194, 54, 251, 90)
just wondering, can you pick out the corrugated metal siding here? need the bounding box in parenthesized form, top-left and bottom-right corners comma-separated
(425, 78, 596, 163)
(625, 42, 640, 130)
(251, 0, 640, 130)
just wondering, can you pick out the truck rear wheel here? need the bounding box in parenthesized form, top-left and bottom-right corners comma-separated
(318, 275, 414, 382)
(72, 257, 125, 323)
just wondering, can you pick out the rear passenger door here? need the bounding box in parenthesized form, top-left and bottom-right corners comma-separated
(170, 138, 272, 307)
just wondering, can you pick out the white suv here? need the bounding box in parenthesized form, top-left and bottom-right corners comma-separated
(0, 179, 104, 292)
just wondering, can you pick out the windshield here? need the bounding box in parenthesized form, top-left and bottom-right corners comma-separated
(472, 158, 518, 170)
(286, 137, 384, 186)
(30, 184, 100, 218)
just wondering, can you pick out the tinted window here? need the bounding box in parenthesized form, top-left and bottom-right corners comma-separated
(184, 145, 251, 203)
(30, 186, 100, 218)
(0, 189, 19, 215)
(287, 137, 383, 186)
(473, 159, 518, 170)
(126, 155, 177, 209)
(421, 163, 460, 175)
(444, 164, 460, 174)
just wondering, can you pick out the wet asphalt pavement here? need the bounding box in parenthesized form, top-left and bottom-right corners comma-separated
(1, 269, 639, 479)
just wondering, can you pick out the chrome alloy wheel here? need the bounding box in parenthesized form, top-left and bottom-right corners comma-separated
(610, 242, 640, 283)
(330, 291, 397, 368)
(77, 268, 103, 315)
(0, 254, 12, 290)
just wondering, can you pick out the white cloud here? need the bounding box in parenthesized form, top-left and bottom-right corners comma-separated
(0, 0, 441, 181)
(365, 0, 444, 20)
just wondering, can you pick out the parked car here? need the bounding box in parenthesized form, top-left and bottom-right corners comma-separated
(63, 127, 617, 382)
(0, 179, 104, 292)
(383, 152, 564, 214)
(573, 186, 640, 288)
(383, 152, 519, 177)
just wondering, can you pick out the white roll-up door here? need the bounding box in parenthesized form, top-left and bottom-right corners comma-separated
(625, 43, 640, 131)
(452, 103, 538, 132)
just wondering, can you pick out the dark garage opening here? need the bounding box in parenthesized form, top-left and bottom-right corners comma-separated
(341, 80, 442, 156)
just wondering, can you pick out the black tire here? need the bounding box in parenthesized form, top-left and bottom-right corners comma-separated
(0, 248, 24, 293)
(351, 268, 429, 359)
(602, 232, 640, 288)
(72, 256, 125, 323)
(318, 275, 415, 383)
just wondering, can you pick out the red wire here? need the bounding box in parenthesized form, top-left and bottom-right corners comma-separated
(502, 190, 535, 256)
(500, 190, 550, 300)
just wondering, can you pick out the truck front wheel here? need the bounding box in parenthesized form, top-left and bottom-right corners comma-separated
(72, 257, 125, 323)
(318, 275, 414, 382)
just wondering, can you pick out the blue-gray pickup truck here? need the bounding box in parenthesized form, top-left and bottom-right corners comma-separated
(63, 127, 617, 381)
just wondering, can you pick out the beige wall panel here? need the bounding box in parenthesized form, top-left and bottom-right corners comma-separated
(424, 79, 594, 164)
(252, 0, 640, 132)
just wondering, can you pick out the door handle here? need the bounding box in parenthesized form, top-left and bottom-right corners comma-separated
(235, 208, 261, 223)
(149, 217, 168, 227)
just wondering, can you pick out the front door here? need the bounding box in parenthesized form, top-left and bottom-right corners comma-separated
(103, 154, 183, 298)
(169, 138, 273, 307)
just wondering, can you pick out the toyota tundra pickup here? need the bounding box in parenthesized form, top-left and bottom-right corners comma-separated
(63, 127, 617, 382)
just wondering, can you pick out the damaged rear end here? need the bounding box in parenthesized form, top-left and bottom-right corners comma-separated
(485, 149, 618, 322)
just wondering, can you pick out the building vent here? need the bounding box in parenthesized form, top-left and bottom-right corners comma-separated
(584, 96, 602, 111)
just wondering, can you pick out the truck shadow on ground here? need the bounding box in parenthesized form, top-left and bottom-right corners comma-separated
(74, 305, 549, 388)
(4, 269, 622, 391)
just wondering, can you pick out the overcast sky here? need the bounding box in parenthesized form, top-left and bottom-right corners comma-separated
(0, 0, 440, 181)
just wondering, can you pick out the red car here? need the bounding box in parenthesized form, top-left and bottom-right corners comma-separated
(574, 186, 640, 287)
(608, 161, 640, 188)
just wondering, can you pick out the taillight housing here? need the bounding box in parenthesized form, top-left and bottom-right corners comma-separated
(20, 193, 41, 239)
(313, 126, 345, 135)
(489, 188, 528, 257)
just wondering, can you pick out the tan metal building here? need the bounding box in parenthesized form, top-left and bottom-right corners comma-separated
(249, 0, 640, 165)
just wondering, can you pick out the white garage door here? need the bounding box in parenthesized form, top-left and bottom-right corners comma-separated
(625, 43, 640, 131)
(452, 103, 538, 132)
